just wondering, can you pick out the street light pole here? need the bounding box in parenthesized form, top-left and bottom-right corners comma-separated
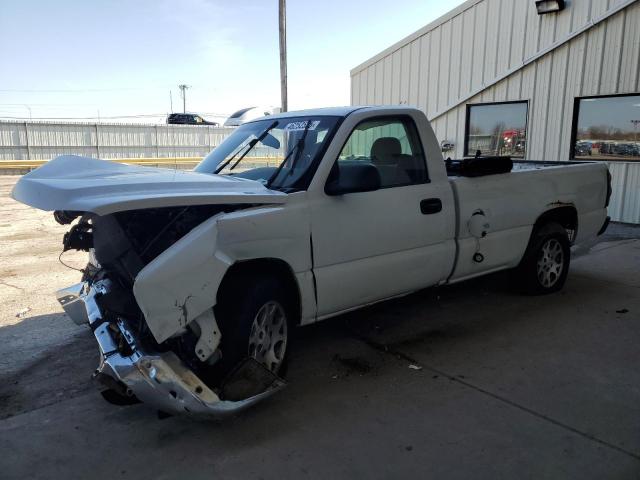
(631, 120, 640, 143)
(279, 0, 288, 112)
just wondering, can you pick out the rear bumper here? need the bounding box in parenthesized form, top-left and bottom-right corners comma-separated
(56, 281, 285, 417)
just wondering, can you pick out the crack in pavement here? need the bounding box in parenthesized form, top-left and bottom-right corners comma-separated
(582, 239, 639, 255)
(570, 273, 640, 290)
(0, 280, 23, 291)
(0, 390, 95, 422)
(346, 324, 640, 463)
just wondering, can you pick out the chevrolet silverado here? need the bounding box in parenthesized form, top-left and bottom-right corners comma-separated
(11, 106, 611, 417)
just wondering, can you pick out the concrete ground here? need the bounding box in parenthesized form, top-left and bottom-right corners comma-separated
(0, 174, 639, 479)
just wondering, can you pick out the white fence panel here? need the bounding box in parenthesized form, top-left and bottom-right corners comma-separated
(0, 121, 234, 161)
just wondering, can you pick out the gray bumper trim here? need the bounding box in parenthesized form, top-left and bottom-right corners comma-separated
(56, 281, 286, 417)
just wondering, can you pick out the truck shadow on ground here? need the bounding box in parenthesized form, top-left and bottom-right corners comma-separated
(1, 262, 627, 471)
(0, 267, 579, 427)
(289, 269, 519, 371)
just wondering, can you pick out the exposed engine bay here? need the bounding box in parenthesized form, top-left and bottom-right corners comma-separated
(59, 204, 237, 276)
(54, 205, 286, 417)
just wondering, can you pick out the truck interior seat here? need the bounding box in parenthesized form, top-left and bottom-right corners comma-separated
(371, 137, 411, 185)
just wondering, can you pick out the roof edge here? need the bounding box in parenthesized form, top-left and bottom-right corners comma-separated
(350, 0, 484, 76)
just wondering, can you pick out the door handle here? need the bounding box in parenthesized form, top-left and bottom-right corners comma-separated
(420, 198, 442, 215)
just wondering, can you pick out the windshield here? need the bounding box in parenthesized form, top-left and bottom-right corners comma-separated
(195, 116, 340, 190)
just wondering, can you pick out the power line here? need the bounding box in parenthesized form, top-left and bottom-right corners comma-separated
(0, 111, 231, 121)
(0, 83, 221, 93)
(0, 86, 170, 93)
(0, 103, 96, 107)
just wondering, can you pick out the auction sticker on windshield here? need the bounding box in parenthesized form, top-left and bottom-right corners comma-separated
(284, 120, 320, 131)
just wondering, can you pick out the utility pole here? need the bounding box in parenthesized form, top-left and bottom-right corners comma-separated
(169, 90, 174, 113)
(278, 0, 288, 112)
(178, 84, 190, 113)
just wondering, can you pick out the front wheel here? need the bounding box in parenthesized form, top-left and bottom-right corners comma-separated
(214, 274, 294, 380)
(514, 222, 570, 295)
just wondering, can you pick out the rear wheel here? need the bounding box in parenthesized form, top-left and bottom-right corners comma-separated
(514, 222, 570, 295)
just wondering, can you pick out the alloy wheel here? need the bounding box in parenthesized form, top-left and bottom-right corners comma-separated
(248, 301, 288, 373)
(536, 238, 564, 288)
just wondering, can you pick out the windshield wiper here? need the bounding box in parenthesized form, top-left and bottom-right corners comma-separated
(266, 121, 312, 189)
(214, 120, 278, 174)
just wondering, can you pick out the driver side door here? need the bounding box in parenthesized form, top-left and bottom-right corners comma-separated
(309, 114, 455, 318)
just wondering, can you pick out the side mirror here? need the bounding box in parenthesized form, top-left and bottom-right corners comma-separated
(325, 162, 381, 196)
(441, 140, 455, 152)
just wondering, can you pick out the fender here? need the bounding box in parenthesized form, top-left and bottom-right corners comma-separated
(133, 213, 232, 343)
(133, 199, 313, 344)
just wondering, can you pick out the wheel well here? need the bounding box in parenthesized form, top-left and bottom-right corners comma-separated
(534, 206, 578, 243)
(216, 258, 302, 323)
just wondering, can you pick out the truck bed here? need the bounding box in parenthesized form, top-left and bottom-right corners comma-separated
(446, 160, 609, 283)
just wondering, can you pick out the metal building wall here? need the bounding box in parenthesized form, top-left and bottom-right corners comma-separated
(350, 0, 640, 223)
(0, 121, 234, 161)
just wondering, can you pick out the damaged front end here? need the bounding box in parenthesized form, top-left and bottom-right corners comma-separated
(57, 280, 285, 417)
(54, 206, 286, 417)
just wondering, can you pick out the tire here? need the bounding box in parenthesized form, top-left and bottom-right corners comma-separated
(514, 222, 570, 295)
(213, 273, 294, 380)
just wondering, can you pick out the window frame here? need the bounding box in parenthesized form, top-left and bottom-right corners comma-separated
(570, 92, 640, 161)
(329, 114, 430, 191)
(464, 100, 529, 158)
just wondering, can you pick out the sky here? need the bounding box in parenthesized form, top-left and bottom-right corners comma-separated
(0, 0, 466, 123)
(578, 95, 640, 133)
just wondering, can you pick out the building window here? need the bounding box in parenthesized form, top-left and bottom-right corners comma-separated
(572, 94, 640, 161)
(464, 101, 528, 158)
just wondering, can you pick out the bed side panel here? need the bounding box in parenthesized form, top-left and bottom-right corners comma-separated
(449, 163, 607, 281)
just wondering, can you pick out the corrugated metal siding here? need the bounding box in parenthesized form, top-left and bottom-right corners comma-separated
(351, 0, 637, 113)
(0, 121, 234, 160)
(351, 0, 640, 223)
(609, 162, 640, 223)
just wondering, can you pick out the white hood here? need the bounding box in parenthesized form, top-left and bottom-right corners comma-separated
(11, 155, 287, 215)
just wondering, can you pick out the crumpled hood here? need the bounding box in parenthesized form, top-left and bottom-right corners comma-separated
(11, 155, 287, 215)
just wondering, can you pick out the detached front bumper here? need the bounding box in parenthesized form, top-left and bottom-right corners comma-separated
(56, 281, 285, 417)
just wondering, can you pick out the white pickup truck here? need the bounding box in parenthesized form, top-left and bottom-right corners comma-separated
(12, 106, 611, 417)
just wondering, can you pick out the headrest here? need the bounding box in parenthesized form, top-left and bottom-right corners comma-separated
(371, 137, 402, 165)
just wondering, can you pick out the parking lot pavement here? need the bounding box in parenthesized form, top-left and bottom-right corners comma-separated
(0, 174, 639, 479)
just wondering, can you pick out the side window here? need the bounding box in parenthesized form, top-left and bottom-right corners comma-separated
(337, 117, 428, 188)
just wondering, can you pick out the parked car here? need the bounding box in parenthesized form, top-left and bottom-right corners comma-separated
(599, 142, 615, 155)
(223, 106, 279, 126)
(574, 142, 592, 156)
(12, 106, 611, 418)
(167, 113, 218, 126)
(613, 143, 640, 157)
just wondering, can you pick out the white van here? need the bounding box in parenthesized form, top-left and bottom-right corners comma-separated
(223, 106, 280, 126)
